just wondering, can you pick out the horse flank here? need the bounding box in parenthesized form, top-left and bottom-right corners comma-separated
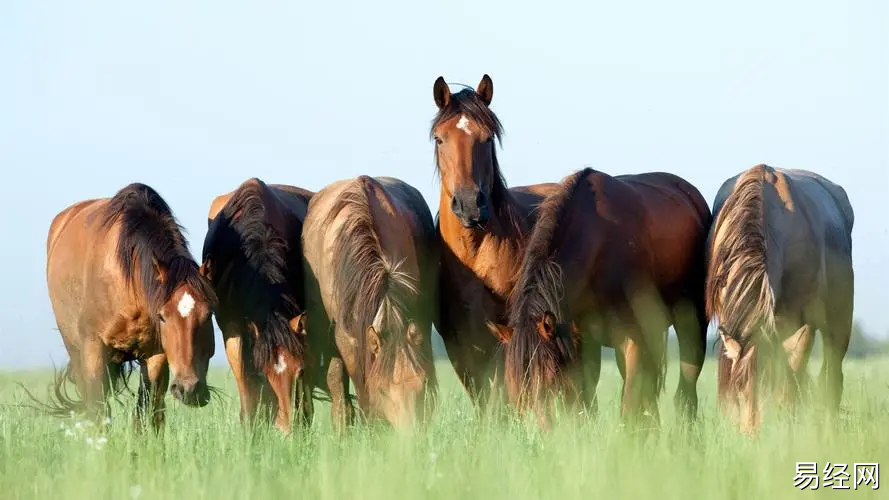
(705, 165, 777, 348)
(101, 183, 216, 320)
(323, 177, 421, 383)
(202, 179, 304, 371)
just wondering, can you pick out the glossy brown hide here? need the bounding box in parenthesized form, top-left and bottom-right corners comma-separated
(45, 183, 216, 432)
(492, 168, 712, 430)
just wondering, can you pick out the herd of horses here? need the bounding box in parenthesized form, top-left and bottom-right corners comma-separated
(38, 74, 855, 437)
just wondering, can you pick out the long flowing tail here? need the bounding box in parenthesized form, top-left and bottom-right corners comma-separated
(17, 363, 85, 417)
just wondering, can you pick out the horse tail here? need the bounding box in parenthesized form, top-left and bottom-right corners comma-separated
(706, 165, 776, 389)
(18, 362, 85, 417)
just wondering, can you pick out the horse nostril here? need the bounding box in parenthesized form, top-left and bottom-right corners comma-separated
(450, 195, 460, 214)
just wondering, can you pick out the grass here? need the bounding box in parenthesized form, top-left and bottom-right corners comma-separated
(1, 355, 887, 499)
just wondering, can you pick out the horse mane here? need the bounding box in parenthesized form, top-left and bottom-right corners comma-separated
(202, 178, 304, 371)
(323, 176, 423, 391)
(429, 87, 525, 234)
(504, 168, 594, 397)
(101, 183, 216, 319)
(705, 164, 777, 347)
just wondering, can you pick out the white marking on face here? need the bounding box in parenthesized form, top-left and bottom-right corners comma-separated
(177, 292, 195, 318)
(274, 354, 287, 374)
(456, 114, 472, 135)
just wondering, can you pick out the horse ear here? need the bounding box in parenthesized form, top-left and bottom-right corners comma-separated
(476, 74, 493, 106)
(433, 76, 450, 109)
(486, 321, 513, 344)
(152, 256, 167, 283)
(289, 313, 307, 336)
(721, 333, 741, 362)
(537, 311, 556, 341)
(249, 322, 261, 340)
(198, 260, 211, 278)
(366, 326, 381, 357)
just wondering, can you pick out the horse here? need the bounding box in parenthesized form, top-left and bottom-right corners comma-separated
(488, 167, 713, 430)
(706, 164, 854, 434)
(201, 178, 314, 434)
(430, 74, 561, 411)
(43, 183, 217, 432)
(301, 175, 438, 431)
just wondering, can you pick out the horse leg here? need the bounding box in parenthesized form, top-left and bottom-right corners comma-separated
(223, 330, 262, 427)
(580, 337, 602, 418)
(617, 328, 661, 431)
(776, 323, 815, 411)
(327, 356, 353, 434)
(671, 299, 706, 421)
(822, 252, 854, 415)
(79, 342, 110, 422)
(821, 309, 851, 419)
(135, 353, 169, 433)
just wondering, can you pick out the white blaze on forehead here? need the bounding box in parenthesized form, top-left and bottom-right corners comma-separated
(177, 292, 195, 318)
(455, 114, 472, 135)
(273, 354, 287, 374)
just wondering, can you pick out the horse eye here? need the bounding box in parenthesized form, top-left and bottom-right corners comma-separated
(157, 314, 166, 324)
(434, 136, 443, 145)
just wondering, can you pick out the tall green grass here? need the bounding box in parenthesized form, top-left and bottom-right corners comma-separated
(1, 357, 886, 499)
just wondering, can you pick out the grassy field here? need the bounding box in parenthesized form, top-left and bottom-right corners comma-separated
(1, 355, 887, 499)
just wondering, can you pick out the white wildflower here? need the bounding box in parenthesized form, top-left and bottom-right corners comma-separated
(64, 429, 74, 437)
(130, 485, 142, 499)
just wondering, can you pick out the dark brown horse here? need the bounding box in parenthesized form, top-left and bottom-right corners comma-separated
(707, 164, 854, 434)
(201, 178, 313, 434)
(44, 183, 217, 431)
(489, 167, 712, 429)
(302, 176, 438, 431)
(430, 74, 560, 409)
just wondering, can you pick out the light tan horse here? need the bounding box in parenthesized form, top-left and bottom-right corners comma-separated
(707, 164, 854, 434)
(43, 183, 217, 431)
(430, 74, 561, 411)
(201, 178, 314, 434)
(302, 176, 438, 431)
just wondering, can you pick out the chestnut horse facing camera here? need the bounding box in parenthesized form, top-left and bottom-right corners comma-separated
(201, 178, 314, 435)
(707, 164, 854, 435)
(43, 183, 217, 431)
(430, 74, 560, 410)
(302, 176, 438, 432)
(489, 168, 712, 430)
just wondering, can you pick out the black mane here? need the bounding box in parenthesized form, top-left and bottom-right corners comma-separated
(101, 183, 216, 318)
(201, 179, 305, 370)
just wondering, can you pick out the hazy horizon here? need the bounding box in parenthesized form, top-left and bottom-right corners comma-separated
(1, 0, 886, 368)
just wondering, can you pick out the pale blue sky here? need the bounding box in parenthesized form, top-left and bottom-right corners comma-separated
(1, 1, 886, 368)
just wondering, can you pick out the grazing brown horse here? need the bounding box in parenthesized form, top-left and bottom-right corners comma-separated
(302, 176, 438, 431)
(201, 178, 314, 434)
(430, 74, 561, 409)
(489, 167, 712, 429)
(44, 183, 217, 431)
(707, 164, 854, 434)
